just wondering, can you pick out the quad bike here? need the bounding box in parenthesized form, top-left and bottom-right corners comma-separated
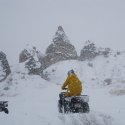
(58, 88, 89, 113)
(0, 101, 9, 114)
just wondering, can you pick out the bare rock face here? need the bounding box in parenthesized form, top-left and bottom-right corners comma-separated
(0, 51, 11, 82)
(40, 26, 78, 70)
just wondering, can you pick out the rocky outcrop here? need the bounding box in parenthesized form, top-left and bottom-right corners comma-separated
(98, 47, 111, 57)
(19, 49, 31, 63)
(40, 26, 78, 70)
(79, 41, 99, 60)
(79, 40, 111, 60)
(0, 51, 11, 82)
(19, 45, 42, 75)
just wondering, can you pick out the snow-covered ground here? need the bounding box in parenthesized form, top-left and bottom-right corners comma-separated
(0, 53, 125, 125)
(0, 78, 116, 125)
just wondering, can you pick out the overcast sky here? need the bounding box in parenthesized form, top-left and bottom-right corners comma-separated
(0, 0, 125, 64)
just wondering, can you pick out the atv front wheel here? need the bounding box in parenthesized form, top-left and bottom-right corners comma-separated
(58, 100, 63, 113)
(81, 102, 89, 113)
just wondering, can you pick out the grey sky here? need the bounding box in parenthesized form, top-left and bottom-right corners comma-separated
(0, 0, 125, 64)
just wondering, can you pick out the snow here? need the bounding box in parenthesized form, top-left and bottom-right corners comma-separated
(0, 79, 116, 125)
(1, 53, 125, 124)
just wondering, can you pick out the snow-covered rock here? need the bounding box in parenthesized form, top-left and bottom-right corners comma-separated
(79, 40, 111, 60)
(19, 45, 42, 75)
(40, 26, 77, 70)
(0, 51, 11, 82)
(53, 25, 70, 43)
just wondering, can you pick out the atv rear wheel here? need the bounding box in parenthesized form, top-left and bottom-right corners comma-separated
(81, 102, 89, 113)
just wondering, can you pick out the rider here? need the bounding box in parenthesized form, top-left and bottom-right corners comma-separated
(61, 69, 82, 97)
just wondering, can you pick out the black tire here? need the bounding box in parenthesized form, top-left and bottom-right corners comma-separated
(64, 100, 71, 113)
(58, 100, 63, 113)
(4, 108, 9, 114)
(81, 102, 90, 113)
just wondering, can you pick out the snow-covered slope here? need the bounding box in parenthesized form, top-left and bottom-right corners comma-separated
(0, 75, 116, 125)
(45, 52, 125, 90)
(1, 52, 125, 125)
(0, 79, 115, 125)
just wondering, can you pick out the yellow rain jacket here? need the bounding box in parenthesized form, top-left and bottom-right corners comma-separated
(62, 74, 82, 97)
